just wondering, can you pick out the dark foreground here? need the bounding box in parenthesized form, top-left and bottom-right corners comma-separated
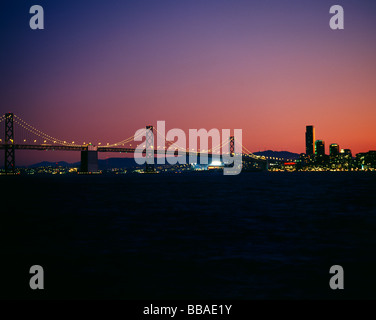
(1, 172, 376, 299)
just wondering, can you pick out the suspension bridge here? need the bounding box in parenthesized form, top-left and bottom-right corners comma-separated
(0, 113, 290, 173)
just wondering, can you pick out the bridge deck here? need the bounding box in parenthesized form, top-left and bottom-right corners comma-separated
(0, 144, 86, 151)
(0, 144, 265, 161)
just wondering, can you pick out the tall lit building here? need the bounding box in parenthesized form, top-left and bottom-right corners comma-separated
(315, 140, 325, 156)
(356, 151, 376, 170)
(330, 144, 340, 156)
(305, 125, 315, 155)
(341, 149, 352, 158)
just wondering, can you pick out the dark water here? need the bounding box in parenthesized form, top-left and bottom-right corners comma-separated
(2, 172, 376, 299)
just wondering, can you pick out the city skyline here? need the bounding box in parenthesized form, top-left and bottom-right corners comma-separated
(1, 0, 376, 165)
(1, 111, 374, 169)
(0, 111, 375, 166)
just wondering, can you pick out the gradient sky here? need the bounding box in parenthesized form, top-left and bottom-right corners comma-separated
(1, 0, 376, 165)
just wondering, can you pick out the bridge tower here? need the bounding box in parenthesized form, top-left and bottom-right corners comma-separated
(145, 125, 155, 173)
(4, 113, 15, 173)
(229, 135, 235, 156)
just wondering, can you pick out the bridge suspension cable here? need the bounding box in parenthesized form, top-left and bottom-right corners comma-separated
(241, 144, 265, 160)
(153, 127, 231, 155)
(13, 115, 78, 146)
(105, 129, 145, 148)
(212, 138, 230, 153)
(153, 127, 188, 153)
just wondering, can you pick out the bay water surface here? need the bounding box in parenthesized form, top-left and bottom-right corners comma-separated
(2, 172, 376, 299)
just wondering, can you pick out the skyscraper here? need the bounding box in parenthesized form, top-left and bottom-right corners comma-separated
(315, 140, 325, 156)
(341, 149, 352, 158)
(305, 125, 315, 155)
(330, 143, 340, 156)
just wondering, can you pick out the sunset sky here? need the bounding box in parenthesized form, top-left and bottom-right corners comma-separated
(1, 0, 376, 165)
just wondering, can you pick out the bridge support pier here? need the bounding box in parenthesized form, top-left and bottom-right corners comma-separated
(4, 113, 15, 173)
(264, 159, 269, 171)
(80, 146, 98, 173)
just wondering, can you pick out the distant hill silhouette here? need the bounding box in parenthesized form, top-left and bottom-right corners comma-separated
(25, 151, 300, 169)
(97, 158, 139, 170)
(29, 161, 75, 168)
(26, 158, 142, 170)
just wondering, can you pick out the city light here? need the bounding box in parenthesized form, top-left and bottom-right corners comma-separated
(0, 114, 375, 174)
